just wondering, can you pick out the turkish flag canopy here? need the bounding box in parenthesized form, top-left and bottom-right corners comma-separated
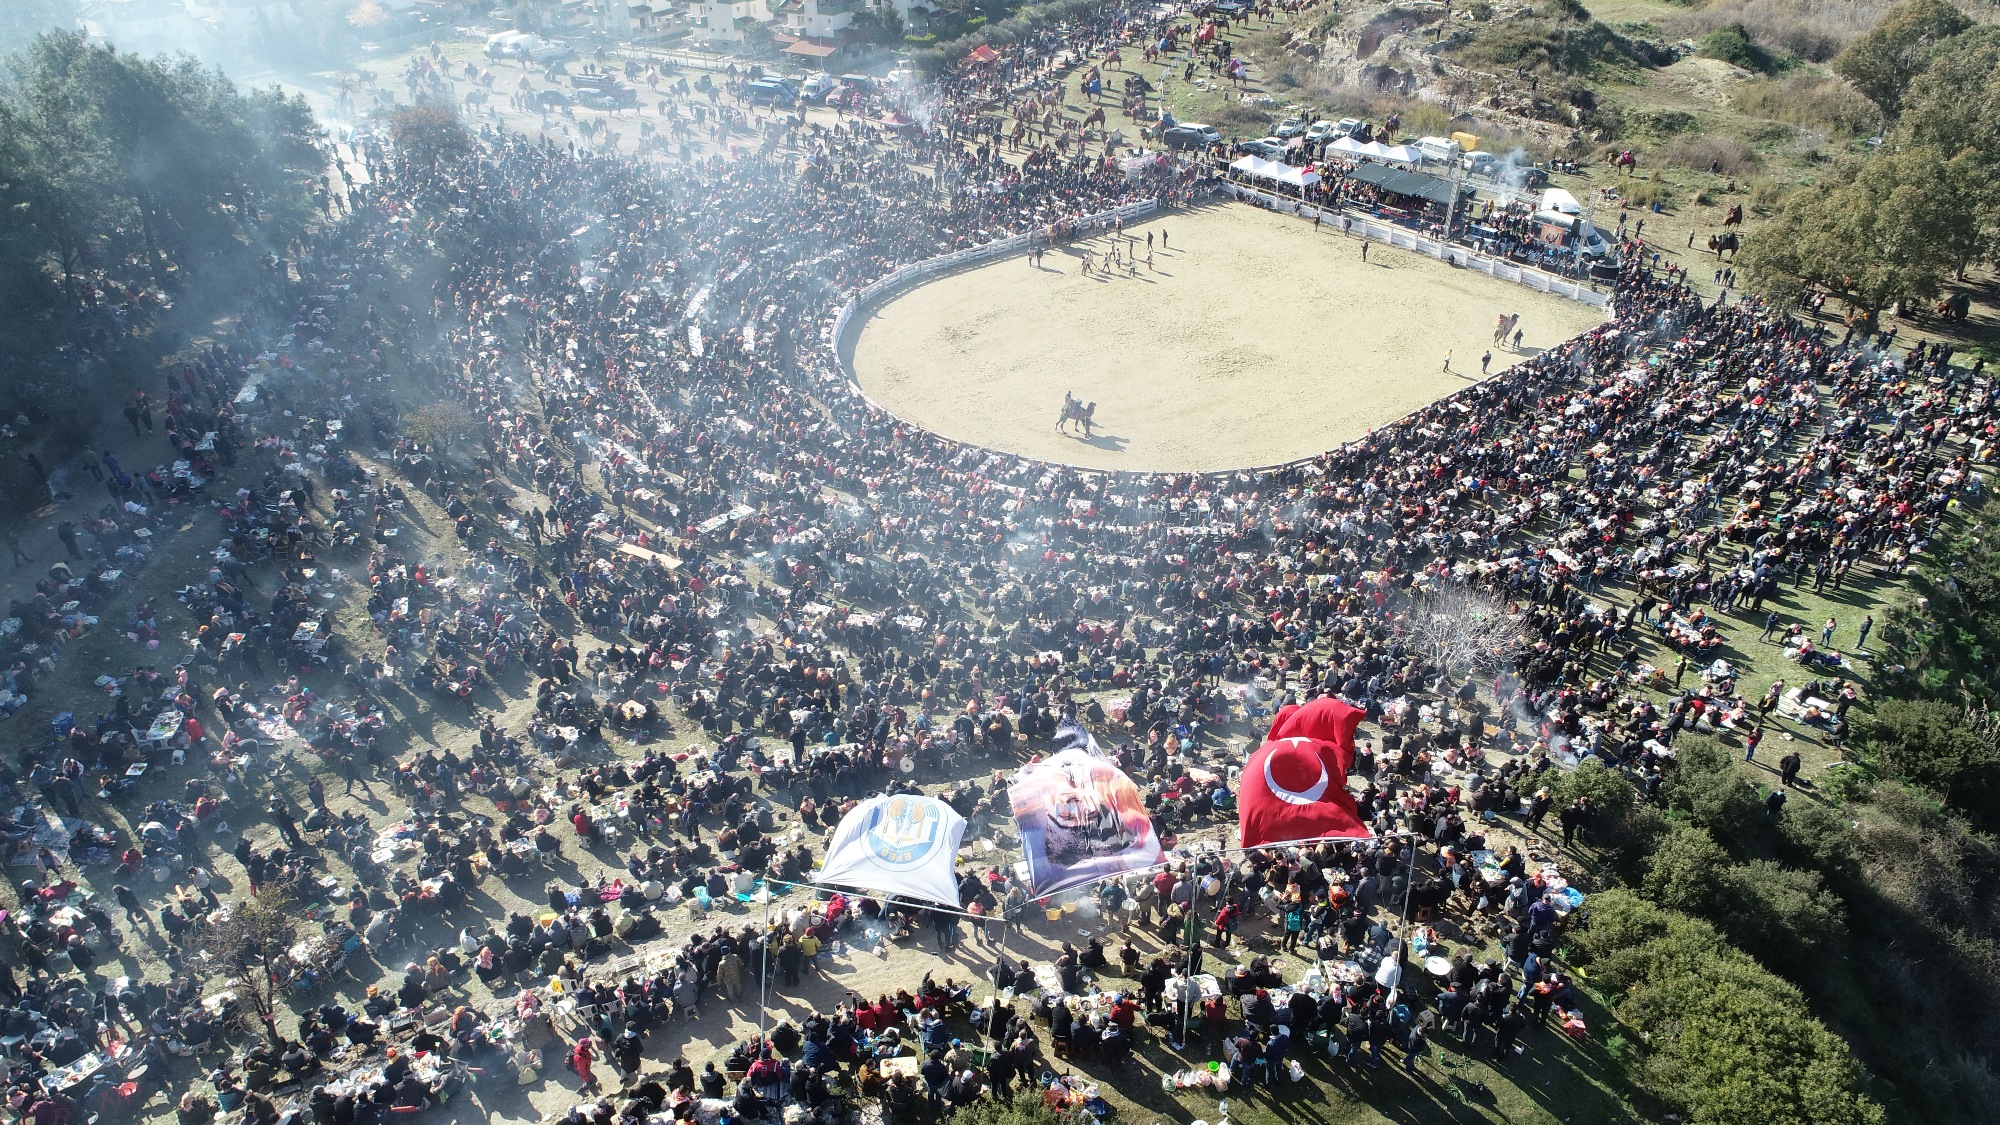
(1238, 696, 1372, 848)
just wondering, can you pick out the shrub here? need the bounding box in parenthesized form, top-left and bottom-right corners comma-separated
(1700, 22, 1777, 71)
(1774, 798, 1857, 876)
(1452, 12, 1647, 76)
(1749, 176, 1788, 212)
(1660, 736, 1766, 850)
(1660, 132, 1762, 174)
(1720, 858, 1847, 964)
(1858, 698, 2000, 813)
(1628, 106, 1699, 135)
(1641, 823, 1731, 915)
(1573, 890, 1886, 1125)
(1732, 73, 1882, 135)
(951, 1094, 1089, 1125)
(1667, 0, 1893, 63)
(1621, 176, 1674, 209)
(1210, 102, 1275, 135)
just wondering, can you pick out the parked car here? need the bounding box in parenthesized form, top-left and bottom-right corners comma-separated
(1162, 122, 1222, 149)
(1274, 114, 1308, 139)
(744, 79, 798, 107)
(1304, 119, 1336, 143)
(1333, 117, 1366, 139)
(1234, 136, 1288, 159)
(535, 88, 571, 108)
(576, 87, 635, 109)
(1462, 151, 1500, 178)
(485, 31, 531, 58)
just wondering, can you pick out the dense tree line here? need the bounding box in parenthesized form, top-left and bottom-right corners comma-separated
(0, 32, 322, 477)
(1569, 500, 2000, 1123)
(1741, 0, 2000, 315)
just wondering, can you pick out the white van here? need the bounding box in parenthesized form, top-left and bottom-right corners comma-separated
(1415, 136, 1463, 166)
(485, 31, 531, 58)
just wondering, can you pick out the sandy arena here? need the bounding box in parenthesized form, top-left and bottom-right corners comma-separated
(849, 204, 1607, 473)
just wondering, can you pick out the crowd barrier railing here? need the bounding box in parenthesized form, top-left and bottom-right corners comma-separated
(820, 193, 1603, 477)
(826, 198, 1160, 380)
(1220, 182, 1611, 309)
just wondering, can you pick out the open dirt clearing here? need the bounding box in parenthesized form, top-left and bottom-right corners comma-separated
(849, 203, 1606, 473)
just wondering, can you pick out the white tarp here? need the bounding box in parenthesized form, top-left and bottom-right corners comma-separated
(1540, 187, 1583, 215)
(818, 794, 967, 909)
(1330, 137, 1423, 165)
(1228, 155, 1320, 188)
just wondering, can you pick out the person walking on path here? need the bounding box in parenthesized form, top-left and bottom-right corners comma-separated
(569, 1038, 601, 1092)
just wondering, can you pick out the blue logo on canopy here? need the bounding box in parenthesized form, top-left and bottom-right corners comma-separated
(862, 796, 946, 870)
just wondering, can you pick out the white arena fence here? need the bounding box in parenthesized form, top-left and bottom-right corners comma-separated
(1222, 182, 1612, 309)
(826, 198, 1161, 374)
(823, 193, 1611, 477)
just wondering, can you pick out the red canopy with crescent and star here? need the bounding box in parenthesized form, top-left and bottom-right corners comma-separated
(1237, 696, 1373, 848)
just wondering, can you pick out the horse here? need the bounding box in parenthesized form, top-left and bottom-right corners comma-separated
(1056, 399, 1098, 436)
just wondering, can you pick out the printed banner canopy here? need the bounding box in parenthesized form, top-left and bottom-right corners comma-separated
(1010, 732, 1163, 896)
(819, 794, 967, 909)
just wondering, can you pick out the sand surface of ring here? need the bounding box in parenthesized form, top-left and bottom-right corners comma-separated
(849, 203, 1607, 473)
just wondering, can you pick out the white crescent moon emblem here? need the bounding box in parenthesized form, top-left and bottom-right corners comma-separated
(1264, 749, 1329, 806)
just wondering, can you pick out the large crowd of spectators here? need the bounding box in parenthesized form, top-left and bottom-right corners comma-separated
(1, 4, 1994, 1125)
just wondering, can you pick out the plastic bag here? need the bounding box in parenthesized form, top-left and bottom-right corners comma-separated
(1287, 1059, 1305, 1083)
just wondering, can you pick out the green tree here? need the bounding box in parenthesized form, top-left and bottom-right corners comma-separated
(1858, 698, 1998, 808)
(389, 103, 472, 171)
(1833, 0, 1970, 118)
(742, 18, 778, 58)
(1740, 145, 1974, 315)
(5, 33, 322, 290)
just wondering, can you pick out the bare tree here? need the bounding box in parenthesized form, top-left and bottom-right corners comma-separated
(403, 400, 476, 455)
(208, 884, 303, 1043)
(1406, 584, 1525, 682)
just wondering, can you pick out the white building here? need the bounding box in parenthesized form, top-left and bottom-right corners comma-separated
(774, 0, 856, 41)
(685, 0, 770, 46)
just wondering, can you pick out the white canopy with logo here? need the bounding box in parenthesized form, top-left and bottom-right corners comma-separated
(818, 794, 968, 908)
